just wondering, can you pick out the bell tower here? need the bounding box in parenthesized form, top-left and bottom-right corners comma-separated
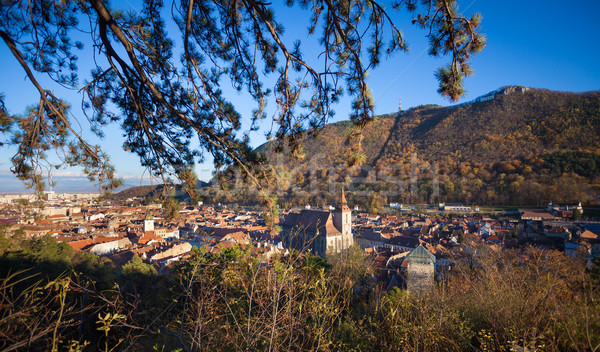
(143, 211, 154, 233)
(334, 188, 353, 248)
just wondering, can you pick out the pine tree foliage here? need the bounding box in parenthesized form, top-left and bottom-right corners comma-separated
(0, 0, 484, 195)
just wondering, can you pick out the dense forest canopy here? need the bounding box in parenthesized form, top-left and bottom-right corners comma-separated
(0, 0, 484, 198)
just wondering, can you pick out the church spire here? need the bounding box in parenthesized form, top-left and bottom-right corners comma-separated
(337, 187, 350, 212)
(340, 187, 347, 205)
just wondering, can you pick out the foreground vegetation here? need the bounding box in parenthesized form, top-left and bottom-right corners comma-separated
(1, 232, 599, 351)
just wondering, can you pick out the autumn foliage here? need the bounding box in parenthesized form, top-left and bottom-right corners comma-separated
(237, 88, 600, 207)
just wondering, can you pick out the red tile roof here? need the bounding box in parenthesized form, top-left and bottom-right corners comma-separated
(137, 231, 165, 245)
(68, 236, 121, 251)
(580, 230, 598, 240)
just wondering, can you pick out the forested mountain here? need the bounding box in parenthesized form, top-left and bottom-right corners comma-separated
(215, 86, 600, 207)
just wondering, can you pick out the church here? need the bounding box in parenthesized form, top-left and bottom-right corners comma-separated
(281, 190, 353, 258)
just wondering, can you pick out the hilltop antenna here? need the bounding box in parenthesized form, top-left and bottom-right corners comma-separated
(398, 97, 402, 112)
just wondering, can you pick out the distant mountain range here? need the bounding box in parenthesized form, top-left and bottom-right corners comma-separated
(243, 86, 600, 207)
(111, 180, 211, 202)
(0, 173, 143, 194)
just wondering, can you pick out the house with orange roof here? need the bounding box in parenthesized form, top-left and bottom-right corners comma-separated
(22, 225, 53, 238)
(136, 231, 166, 246)
(67, 236, 129, 255)
(149, 242, 193, 262)
(545, 226, 571, 240)
(153, 226, 180, 240)
(205, 227, 247, 239)
(580, 230, 598, 240)
(487, 234, 504, 245)
(520, 209, 554, 221)
(221, 231, 250, 245)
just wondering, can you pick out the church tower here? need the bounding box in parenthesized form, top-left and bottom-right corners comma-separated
(334, 188, 353, 249)
(143, 211, 154, 233)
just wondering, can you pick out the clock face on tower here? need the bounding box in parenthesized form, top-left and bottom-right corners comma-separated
(344, 223, 350, 233)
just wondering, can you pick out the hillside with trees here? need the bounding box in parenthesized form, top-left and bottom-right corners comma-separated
(212, 87, 600, 207)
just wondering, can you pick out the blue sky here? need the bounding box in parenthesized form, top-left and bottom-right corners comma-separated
(1, 0, 599, 193)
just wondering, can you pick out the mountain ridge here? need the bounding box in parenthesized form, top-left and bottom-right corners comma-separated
(247, 86, 600, 207)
